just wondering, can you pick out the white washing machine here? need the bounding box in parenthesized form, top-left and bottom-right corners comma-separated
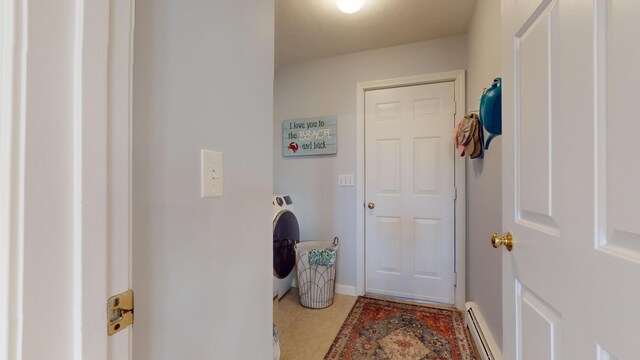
(272, 194, 299, 300)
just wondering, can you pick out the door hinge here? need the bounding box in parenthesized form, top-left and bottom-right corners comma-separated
(454, 272, 458, 287)
(453, 101, 457, 115)
(108, 289, 134, 336)
(454, 187, 458, 200)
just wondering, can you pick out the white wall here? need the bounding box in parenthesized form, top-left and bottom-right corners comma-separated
(132, 0, 274, 358)
(273, 36, 468, 288)
(465, 0, 503, 348)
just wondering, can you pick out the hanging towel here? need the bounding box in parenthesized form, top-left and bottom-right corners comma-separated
(453, 121, 466, 157)
(470, 113, 485, 159)
(456, 115, 474, 148)
(456, 114, 476, 157)
(454, 114, 484, 159)
(465, 114, 479, 157)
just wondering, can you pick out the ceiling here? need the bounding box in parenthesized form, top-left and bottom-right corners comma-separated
(276, 0, 478, 66)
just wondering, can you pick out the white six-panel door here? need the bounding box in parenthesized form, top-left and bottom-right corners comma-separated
(502, 0, 640, 358)
(365, 82, 456, 304)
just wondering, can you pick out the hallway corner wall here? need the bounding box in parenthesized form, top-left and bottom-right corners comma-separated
(465, 0, 503, 349)
(132, 1, 274, 358)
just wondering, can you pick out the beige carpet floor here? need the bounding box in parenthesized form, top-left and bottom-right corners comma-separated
(273, 289, 357, 360)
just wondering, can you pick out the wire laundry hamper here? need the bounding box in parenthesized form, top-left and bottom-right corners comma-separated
(294, 237, 339, 309)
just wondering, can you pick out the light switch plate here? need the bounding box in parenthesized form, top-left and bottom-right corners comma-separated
(201, 150, 223, 198)
(338, 174, 354, 187)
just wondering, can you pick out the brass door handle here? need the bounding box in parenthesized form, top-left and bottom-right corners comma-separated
(491, 232, 513, 251)
(367, 202, 375, 209)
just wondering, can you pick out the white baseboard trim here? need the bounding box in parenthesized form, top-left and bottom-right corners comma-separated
(465, 302, 502, 360)
(335, 284, 357, 296)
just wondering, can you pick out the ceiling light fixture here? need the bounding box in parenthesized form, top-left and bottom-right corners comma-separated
(336, 0, 365, 14)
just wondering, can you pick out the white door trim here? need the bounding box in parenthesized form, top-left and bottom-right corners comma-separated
(1, 0, 112, 358)
(355, 70, 466, 310)
(107, 0, 135, 357)
(0, 1, 27, 357)
(73, 0, 111, 358)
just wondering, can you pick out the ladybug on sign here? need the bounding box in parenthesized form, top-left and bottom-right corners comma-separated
(288, 142, 299, 153)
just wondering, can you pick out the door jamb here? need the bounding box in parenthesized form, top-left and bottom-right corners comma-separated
(106, 0, 135, 357)
(355, 70, 467, 310)
(0, 1, 26, 356)
(74, 0, 111, 357)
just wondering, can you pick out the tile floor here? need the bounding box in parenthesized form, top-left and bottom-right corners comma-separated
(273, 289, 357, 360)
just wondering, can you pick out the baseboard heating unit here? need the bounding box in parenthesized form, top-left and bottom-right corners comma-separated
(465, 302, 502, 360)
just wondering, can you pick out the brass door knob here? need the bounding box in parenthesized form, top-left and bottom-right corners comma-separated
(491, 232, 513, 251)
(367, 202, 375, 209)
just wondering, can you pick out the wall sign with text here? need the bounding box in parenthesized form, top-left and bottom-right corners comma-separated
(282, 116, 337, 157)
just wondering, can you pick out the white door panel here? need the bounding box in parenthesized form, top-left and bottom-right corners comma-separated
(503, 0, 640, 358)
(602, 0, 640, 256)
(365, 82, 456, 304)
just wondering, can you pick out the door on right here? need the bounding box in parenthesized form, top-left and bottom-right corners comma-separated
(502, 0, 640, 358)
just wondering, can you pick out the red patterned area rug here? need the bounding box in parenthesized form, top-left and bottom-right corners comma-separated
(325, 296, 477, 360)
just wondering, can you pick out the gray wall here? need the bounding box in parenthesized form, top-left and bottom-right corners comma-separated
(273, 36, 468, 288)
(132, 1, 274, 358)
(465, 0, 503, 348)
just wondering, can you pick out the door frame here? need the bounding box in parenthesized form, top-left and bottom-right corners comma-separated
(0, 1, 24, 356)
(355, 70, 466, 309)
(1, 0, 128, 358)
(74, 0, 112, 357)
(107, 0, 136, 357)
